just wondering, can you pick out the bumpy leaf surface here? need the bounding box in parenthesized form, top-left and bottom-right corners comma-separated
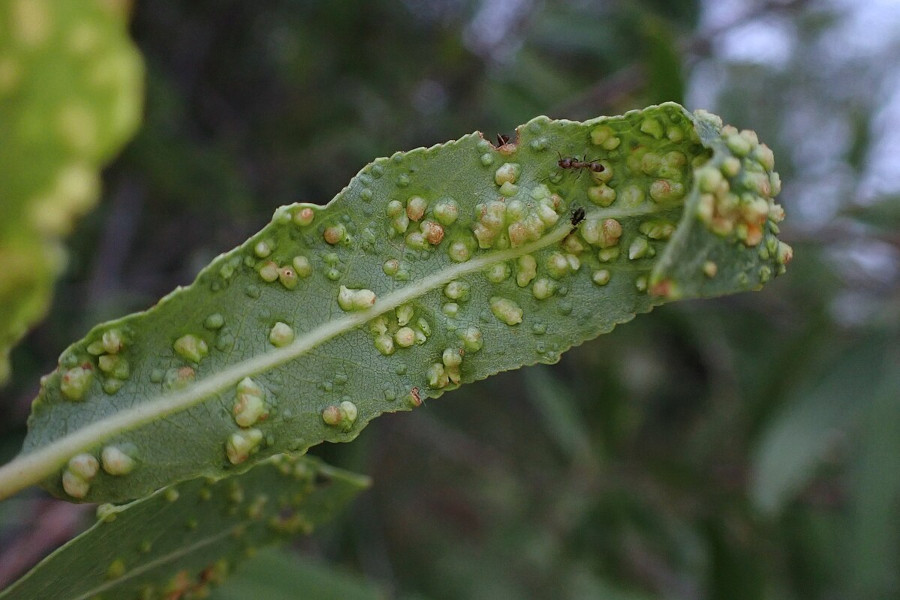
(0, 103, 790, 503)
(0, 0, 143, 383)
(0, 455, 369, 600)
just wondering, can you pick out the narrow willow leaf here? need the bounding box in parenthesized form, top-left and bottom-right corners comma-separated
(0, 0, 144, 383)
(208, 547, 386, 600)
(0, 102, 791, 503)
(0, 455, 369, 600)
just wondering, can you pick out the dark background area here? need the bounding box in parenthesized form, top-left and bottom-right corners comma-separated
(2, 0, 900, 598)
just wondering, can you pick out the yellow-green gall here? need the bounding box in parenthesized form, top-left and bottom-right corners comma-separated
(254, 240, 273, 258)
(204, 313, 225, 330)
(102, 329, 124, 354)
(396, 304, 414, 326)
(598, 247, 620, 262)
(60, 366, 93, 400)
(340, 400, 358, 422)
(226, 429, 264, 465)
(278, 266, 299, 289)
(490, 297, 523, 326)
(321, 405, 342, 426)
(442, 348, 463, 368)
(592, 270, 611, 285)
(628, 237, 651, 260)
(537, 202, 560, 225)
(62, 470, 90, 499)
(494, 162, 520, 186)
(269, 322, 294, 347)
(459, 326, 483, 353)
(234, 378, 268, 428)
(639, 220, 675, 240)
(375, 334, 395, 356)
(101, 446, 136, 476)
(776, 241, 793, 265)
(590, 125, 620, 149)
(640, 117, 664, 139)
(387, 200, 404, 217)
(173, 334, 209, 363)
(516, 255, 537, 287)
(581, 218, 622, 248)
(721, 157, 741, 177)
(337, 286, 376, 311)
(406, 196, 428, 222)
(395, 327, 416, 348)
(98, 354, 129, 379)
(703, 261, 718, 278)
(546, 252, 569, 279)
(499, 181, 518, 197)
(292, 255, 312, 278)
(444, 280, 470, 301)
(293, 206, 315, 226)
(486, 262, 511, 283)
(532, 278, 556, 300)
(107, 559, 127, 580)
(68, 453, 99, 480)
(649, 180, 684, 202)
(427, 363, 449, 389)
(323, 224, 346, 245)
(508, 221, 528, 247)
(434, 198, 459, 225)
(322, 401, 358, 430)
(258, 261, 279, 282)
(448, 240, 471, 262)
(383, 259, 400, 276)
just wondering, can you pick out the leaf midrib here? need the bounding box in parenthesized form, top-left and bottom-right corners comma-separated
(0, 219, 581, 499)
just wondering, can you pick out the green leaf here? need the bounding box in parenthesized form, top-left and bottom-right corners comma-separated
(750, 335, 892, 515)
(847, 346, 900, 596)
(208, 547, 386, 600)
(0, 103, 790, 503)
(0, 455, 370, 600)
(0, 0, 143, 383)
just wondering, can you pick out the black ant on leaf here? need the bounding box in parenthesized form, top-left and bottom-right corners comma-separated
(570, 207, 585, 227)
(496, 133, 511, 146)
(557, 153, 605, 173)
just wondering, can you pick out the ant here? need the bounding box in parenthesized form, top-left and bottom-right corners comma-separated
(571, 207, 586, 227)
(557, 154, 605, 173)
(496, 133, 511, 146)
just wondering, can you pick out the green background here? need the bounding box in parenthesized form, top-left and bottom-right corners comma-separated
(2, 1, 900, 598)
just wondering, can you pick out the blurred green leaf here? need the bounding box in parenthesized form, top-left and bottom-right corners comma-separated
(0, 455, 369, 600)
(0, 0, 143, 383)
(208, 547, 386, 600)
(847, 347, 900, 597)
(750, 335, 893, 515)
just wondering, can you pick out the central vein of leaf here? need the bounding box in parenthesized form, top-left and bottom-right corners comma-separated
(71, 524, 239, 600)
(0, 221, 577, 498)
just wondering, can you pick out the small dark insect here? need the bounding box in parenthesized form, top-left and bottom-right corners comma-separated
(571, 207, 586, 226)
(557, 154, 605, 173)
(496, 133, 511, 146)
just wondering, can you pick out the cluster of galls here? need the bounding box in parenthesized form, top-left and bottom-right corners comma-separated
(367, 303, 433, 357)
(61, 444, 137, 499)
(475, 168, 562, 250)
(386, 195, 457, 251)
(59, 328, 131, 401)
(694, 123, 791, 273)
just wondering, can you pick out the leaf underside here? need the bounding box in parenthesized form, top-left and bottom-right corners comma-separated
(0, 455, 370, 600)
(7, 102, 790, 503)
(0, 0, 143, 383)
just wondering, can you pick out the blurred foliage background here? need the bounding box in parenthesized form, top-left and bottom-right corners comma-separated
(2, 0, 900, 598)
